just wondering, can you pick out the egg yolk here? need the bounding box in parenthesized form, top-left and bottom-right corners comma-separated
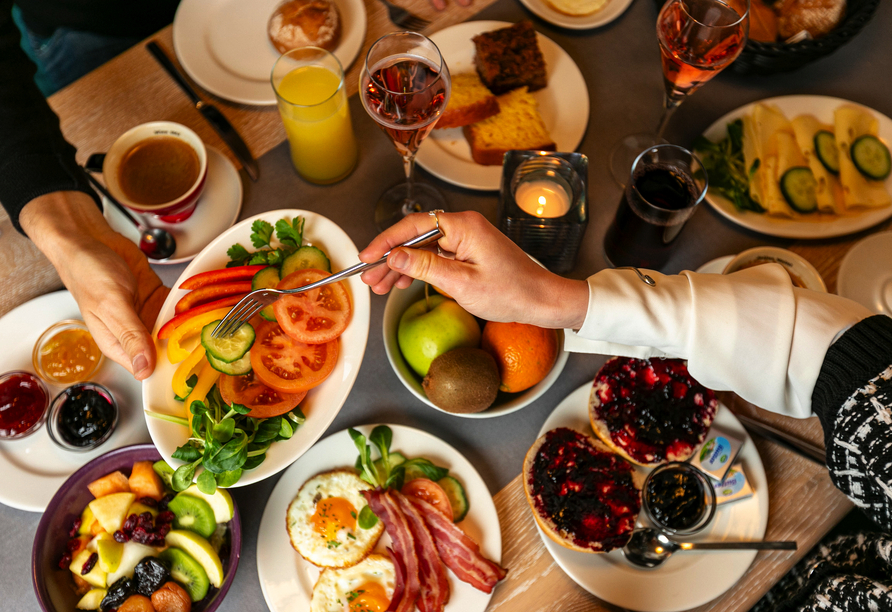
(311, 496, 357, 542)
(347, 582, 390, 612)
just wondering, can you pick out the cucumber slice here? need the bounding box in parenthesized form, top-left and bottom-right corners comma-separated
(206, 351, 252, 375)
(281, 246, 331, 278)
(374, 452, 407, 477)
(251, 267, 281, 322)
(780, 167, 818, 213)
(200, 321, 255, 363)
(438, 476, 469, 523)
(813, 130, 839, 175)
(851, 135, 892, 181)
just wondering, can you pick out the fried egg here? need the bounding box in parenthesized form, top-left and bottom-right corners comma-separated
(288, 469, 384, 567)
(310, 554, 396, 612)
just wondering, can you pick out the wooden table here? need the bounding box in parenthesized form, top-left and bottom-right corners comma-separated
(3, 0, 890, 610)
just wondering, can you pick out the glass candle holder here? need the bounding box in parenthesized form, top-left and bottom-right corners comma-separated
(498, 151, 588, 274)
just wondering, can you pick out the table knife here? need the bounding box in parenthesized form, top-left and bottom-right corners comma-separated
(736, 413, 827, 465)
(145, 41, 259, 182)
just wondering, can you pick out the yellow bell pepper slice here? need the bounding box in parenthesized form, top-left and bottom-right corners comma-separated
(183, 360, 220, 422)
(172, 344, 207, 399)
(165, 307, 231, 364)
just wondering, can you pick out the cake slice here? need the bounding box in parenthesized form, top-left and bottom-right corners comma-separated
(436, 73, 500, 130)
(463, 87, 556, 166)
(473, 21, 547, 95)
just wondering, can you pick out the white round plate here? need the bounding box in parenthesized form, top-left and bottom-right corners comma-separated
(142, 209, 371, 487)
(416, 21, 590, 191)
(535, 382, 768, 612)
(104, 146, 243, 265)
(700, 95, 892, 239)
(173, 0, 367, 105)
(382, 280, 569, 418)
(838, 231, 892, 316)
(0, 291, 148, 513)
(257, 424, 502, 612)
(518, 0, 634, 30)
(694, 254, 734, 275)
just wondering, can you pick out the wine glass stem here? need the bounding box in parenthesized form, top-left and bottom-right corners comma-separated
(656, 94, 682, 139)
(401, 152, 422, 216)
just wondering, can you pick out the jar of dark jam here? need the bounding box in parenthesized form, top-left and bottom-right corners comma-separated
(0, 371, 50, 440)
(643, 462, 716, 535)
(47, 383, 118, 451)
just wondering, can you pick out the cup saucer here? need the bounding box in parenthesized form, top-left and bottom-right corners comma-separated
(103, 146, 242, 265)
(838, 231, 892, 316)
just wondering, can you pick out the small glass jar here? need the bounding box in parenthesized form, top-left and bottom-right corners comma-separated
(0, 371, 50, 440)
(32, 320, 104, 386)
(47, 382, 118, 452)
(643, 462, 716, 536)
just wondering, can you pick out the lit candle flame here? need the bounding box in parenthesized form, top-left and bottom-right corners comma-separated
(536, 195, 547, 216)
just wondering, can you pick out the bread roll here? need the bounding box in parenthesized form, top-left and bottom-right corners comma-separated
(269, 0, 342, 54)
(776, 0, 846, 40)
(543, 0, 609, 17)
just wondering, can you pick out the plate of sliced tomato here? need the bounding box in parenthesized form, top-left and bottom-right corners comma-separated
(143, 210, 370, 488)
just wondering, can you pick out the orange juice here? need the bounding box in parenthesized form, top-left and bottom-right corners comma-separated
(274, 65, 358, 184)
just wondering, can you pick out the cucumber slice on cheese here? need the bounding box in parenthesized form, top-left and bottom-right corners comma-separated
(780, 167, 818, 214)
(851, 135, 891, 181)
(813, 130, 840, 175)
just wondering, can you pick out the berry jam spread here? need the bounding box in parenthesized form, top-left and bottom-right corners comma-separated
(55, 384, 116, 447)
(645, 466, 707, 530)
(0, 372, 48, 438)
(528, 428, 640, 552)
(590, 358, 717, 465)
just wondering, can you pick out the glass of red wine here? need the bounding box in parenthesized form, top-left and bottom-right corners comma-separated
(603, 144, 708, 270)
(360, 32, 451, 230)
(608, 0, 748, 187)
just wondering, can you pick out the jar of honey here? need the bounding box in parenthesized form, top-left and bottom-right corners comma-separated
(32, 320, 104, 386)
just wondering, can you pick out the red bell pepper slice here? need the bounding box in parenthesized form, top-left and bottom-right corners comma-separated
(178, 265, 268, 290)
(158, 295, 243, 340)
(174, 281, 252, 314)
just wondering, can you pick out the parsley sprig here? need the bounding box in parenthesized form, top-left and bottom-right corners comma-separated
(226, 217, 305, 268)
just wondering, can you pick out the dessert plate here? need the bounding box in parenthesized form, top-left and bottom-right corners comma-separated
(518, 0, 635, 30)
(695, 255, 734, 275)
(173, 0, 367, 105)
(416, 21, 590, 191)
(699, 95, 892, 239)
(837, 231, 892, 316)
(104, 146, 242, 265)
(535, 382, 768, 612)
(257, 424, 501, 612)
(143, 209, 371, 487)
(0, 291, 148, 513)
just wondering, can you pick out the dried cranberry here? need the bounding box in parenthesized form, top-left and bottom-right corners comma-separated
(157, 523, 171, 537)
(67, 538, 83, 552)
(137, 496, 158, 508)
(68, 518, 82, 538)
(113, 530, 130, 543)
(123, 514, 138, 531)
(159, 493, 174, 510)
(80, 552, 98, 575)
(58, 554, 72, 569)
(131, 527, 151, 544)
(156, 511, 174, 525)
(137, 512, 154, 529)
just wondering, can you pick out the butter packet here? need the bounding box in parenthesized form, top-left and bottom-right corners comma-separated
(689, 424, 743, 481)
(713, 464, 754, 506)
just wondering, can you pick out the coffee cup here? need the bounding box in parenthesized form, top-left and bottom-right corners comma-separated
(102, 122, 208, 223)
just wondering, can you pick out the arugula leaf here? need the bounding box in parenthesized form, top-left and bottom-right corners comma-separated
(197, 469, 217, 494)
(358, 505, 378, 529)
(172, 441, 203, 463)
(349, 429, 379, 486)
(172, 460, 200, 492)
(243, 454, 266, 470)
(250, 220, 275, 249)
(215, 469, 242, 487)
(229, 402, 251, 415)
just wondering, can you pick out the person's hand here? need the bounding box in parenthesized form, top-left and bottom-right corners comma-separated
(20, 191, 170, 380)
(358, 211, 588, 329)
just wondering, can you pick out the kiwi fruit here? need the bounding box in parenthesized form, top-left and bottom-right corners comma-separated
(423, 348, 500, 414)
(167, 495, 217, 539)
(153, 460, 175, 490)
(159, 547, 210, 602)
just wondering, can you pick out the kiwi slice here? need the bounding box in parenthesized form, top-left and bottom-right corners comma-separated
(167, 495, 217, 539)
(153, 460, 175, 490)
(159, 547, 210, 602)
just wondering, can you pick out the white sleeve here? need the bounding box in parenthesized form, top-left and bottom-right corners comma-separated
(563, 265, 873, 418)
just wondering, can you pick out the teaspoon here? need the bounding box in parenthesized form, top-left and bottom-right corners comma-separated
(623, 527, 797, 568)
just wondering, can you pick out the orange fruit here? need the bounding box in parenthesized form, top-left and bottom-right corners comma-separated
(481, 322, 559, 393)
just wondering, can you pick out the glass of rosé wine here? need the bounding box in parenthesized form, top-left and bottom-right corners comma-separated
(360, 32, 451, 230)
(609, 0, 748, 187)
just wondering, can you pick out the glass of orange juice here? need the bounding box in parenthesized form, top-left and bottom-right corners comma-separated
(271, 47, 358, 184)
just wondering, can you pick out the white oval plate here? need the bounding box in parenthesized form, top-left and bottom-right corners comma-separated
(416, 21, 590, 191)
(104, 146, 242, 265)
(535, 382, 768, 612)
(700, 95, 892, 239)
(518, 0, 635, 30)
(838, 231, 892, 316)
(142, 209, 371, 487)
(0, 291, 148, 512)
(257, 424, 502, 612)
(173, 0, 367, 105)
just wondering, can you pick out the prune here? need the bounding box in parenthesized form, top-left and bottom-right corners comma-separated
(101, 577, 135, 611)
(133, 556, 171, 597)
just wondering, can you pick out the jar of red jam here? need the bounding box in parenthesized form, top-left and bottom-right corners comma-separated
(47, 382, 118, 452)
(0, 371, 50, 440)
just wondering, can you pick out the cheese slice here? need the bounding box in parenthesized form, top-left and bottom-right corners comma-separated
(752, 104, 794, 216)
(790, 114, 843, 214)
(834, 105, 891, 209)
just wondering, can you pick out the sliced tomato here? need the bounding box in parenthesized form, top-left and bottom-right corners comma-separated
(250, 320, 339, 394)
(179, 265, 268, 290)
(219, 370, 306, 418)
(158, 295, 243, 340)
(174, 281, 252, 314)
(401, 478, 453, 521)
(273, 269, 352, 344)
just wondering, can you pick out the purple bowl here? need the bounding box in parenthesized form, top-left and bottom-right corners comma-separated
(32, 443, 241, 612)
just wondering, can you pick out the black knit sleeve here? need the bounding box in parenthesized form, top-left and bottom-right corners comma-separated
(0, 0, 99, 235)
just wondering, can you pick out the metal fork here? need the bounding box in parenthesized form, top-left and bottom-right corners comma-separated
(211, 227, 443, 338)
(377, 0, 430, 31)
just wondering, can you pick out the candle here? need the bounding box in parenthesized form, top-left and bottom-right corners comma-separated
(514, 178, 572, 218)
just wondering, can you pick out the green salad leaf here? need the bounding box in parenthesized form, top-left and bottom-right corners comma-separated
(226, 215, 308, 267)
(693, 119, 764, 214)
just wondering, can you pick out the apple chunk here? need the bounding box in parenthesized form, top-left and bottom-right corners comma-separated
(88, 492, 136, 534)
(398, 295, 481, 377)
(70, 549, 106, 589)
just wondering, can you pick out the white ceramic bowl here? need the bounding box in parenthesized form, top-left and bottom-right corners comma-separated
(383, 280, 568, 418)
(723, 246, 826, 292)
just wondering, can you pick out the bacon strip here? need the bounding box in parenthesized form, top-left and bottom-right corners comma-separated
(394, 492, 450, 612)
(410, 497, 507, 594)
(363, 489, 420, 612)
(385, 547, 406, 612)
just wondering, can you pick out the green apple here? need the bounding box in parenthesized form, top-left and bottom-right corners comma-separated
(88, 492, 135, 534)
(96, 538, 124, 573)
(165, 529, 224, 588)
(70, 549, 107, 588)
(106, 542, 157, 585)
(398, 295, 481, 377)
(76, 588, 107, 610)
